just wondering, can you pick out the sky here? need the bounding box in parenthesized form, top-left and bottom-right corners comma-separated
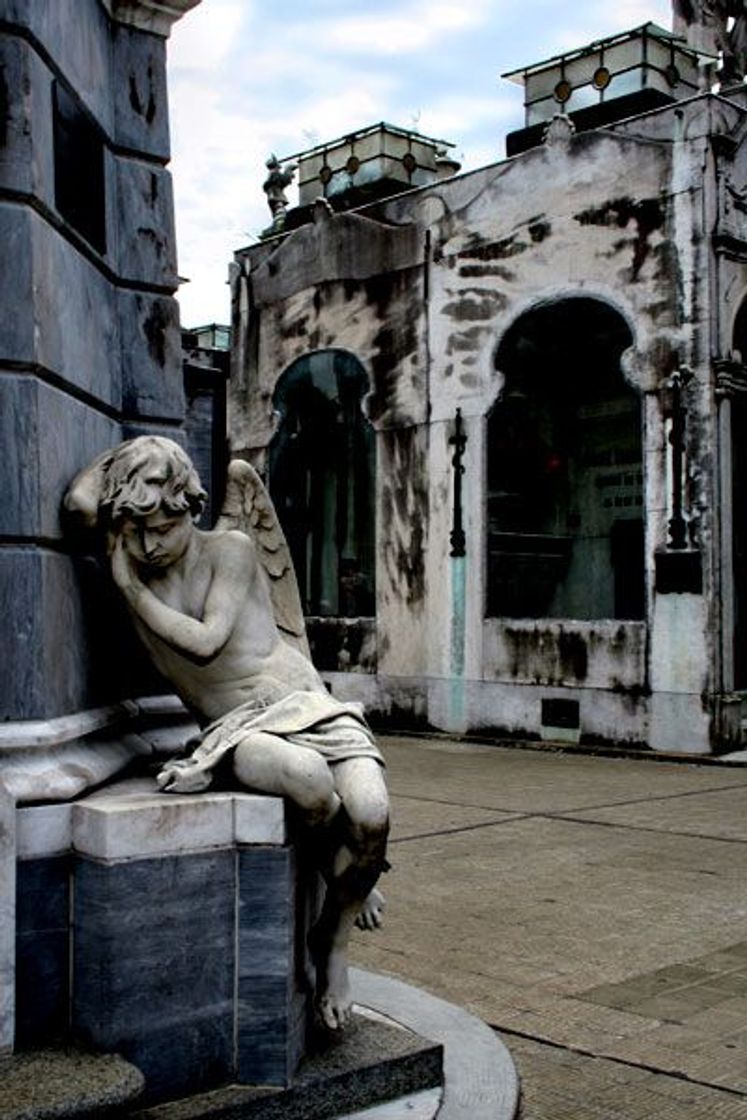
(167, 0, 673, 328)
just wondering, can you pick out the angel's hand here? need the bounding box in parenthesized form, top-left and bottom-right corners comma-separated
(156, 762, 182, 792)
(156, 759, 212, 794)
(111, 534, 140, 594)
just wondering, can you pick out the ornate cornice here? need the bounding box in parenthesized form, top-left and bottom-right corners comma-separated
(99, 0, 202, 36)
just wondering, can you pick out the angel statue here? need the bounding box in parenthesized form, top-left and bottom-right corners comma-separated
(65, 436, 389, 1031)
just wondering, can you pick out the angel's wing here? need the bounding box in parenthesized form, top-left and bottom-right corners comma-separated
(215, 460, 310, 659)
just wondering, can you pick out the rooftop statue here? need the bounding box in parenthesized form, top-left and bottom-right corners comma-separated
(672, 0, 747, 82)
(65, 437, 389, 1031)
(263, 154, 297, 232)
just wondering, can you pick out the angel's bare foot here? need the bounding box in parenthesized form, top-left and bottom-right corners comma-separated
(355, 887, 386, 931)
(318, 946, 352, 1030)
(310, 929, 352, 1030)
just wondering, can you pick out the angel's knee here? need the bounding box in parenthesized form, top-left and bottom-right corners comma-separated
(282, 752, 338, 821)
(350, 803, 389, 859)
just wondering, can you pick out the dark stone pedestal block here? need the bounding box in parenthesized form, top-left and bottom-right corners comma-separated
(15, 857, 70, 1047)
(73, 851, 235, 1102)
(52, 786, 316, 1104)
(237, 847, 314, 1087)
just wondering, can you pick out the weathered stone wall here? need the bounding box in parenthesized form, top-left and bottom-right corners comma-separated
(0, 0, 186, 720)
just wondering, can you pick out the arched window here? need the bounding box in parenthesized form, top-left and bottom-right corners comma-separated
(487, 298, 643, 620)
(269, 350, 375, 617)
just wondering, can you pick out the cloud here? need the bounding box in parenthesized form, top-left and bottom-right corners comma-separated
(323, 0, 490, 55)
(549, 0, 672, 50)
(418, 93, 519, 142)
(168, 0, 677, 325)
(167, 0, 247, 71)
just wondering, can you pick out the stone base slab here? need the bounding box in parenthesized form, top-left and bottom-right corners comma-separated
(0, 1048, 144, 1120)
(128, 1011, 443, 1120)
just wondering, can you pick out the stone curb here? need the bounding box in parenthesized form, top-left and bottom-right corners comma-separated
(351, 968, 520, 1120)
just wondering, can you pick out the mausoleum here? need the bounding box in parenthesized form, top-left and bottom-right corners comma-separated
(229, 19, 747, 756)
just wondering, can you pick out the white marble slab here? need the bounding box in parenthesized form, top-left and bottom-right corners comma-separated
(72, 779, 287, 861)
(234, 794, 286, 845)
(73, 791, 236, 861)
(16, 804, 72, 860)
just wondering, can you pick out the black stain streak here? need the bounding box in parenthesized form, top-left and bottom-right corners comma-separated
(280, 316, 308, 340)
(137, 227, 164, 257)
(459, 234, 529, 262)
(145, 64, 156, 124)
(503, 626, 588, 684)
(143, 301, 170, 367)
(380, 428, 427, 609)
(558, 631, 588, 680)
(365, 271, 420, 425)
(0, 65, 8, 147)
(459, 263, 516, 281)
(129, 74, 142, 116)
(442, 288, 506, 321)
(529, 220, 551, 243)
(129, 66, 157, 125)
(574, 197, 665, 280)
(446, 325, 485, 355)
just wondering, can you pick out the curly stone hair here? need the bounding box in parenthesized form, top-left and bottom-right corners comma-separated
(98, 436, 207, 525)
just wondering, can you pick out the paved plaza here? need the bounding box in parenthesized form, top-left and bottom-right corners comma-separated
(350, 736, 747, 1119)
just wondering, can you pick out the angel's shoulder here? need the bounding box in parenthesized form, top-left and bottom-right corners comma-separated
(201, 527, 257, 566)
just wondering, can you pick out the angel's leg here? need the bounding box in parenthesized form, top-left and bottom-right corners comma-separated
(232, 733, 340, 826)
(309, 757, 389, 1030)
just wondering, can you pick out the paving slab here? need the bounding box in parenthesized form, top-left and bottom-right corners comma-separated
(511, 1034, 747, 1119)
(351, 735, 747, 1115)
(379, 734, 747, 814)
(562, 785, 747, 841)
(389, 795, 522, 842)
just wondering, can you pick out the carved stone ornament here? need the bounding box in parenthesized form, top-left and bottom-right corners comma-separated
(313, 197, 335, 223)
(543, 113, 576, 149)
(100, 0, 202, 36)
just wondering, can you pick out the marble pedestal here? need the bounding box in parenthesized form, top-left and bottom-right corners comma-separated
(15, 780, 319, 1103)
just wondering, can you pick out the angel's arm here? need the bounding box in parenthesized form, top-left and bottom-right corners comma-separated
(111, 532, 252, 662)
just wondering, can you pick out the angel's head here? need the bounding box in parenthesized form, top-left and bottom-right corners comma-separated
(100, 437, 206, 524)
(66, 436, 207, 568)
